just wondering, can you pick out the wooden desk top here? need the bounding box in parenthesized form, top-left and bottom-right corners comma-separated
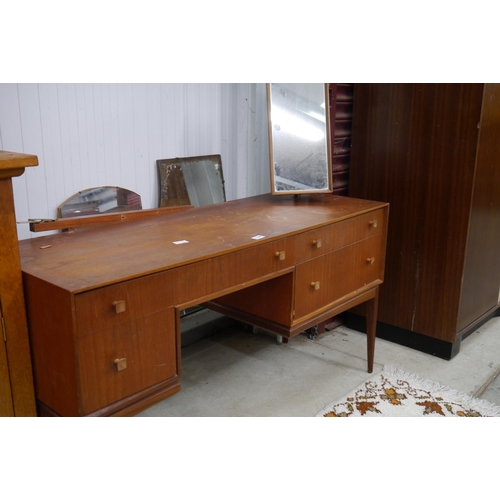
(19, 193, 388, 293)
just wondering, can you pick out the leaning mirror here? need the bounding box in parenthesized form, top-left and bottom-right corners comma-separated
(267, 83, 333, 195)
(58, 186, 142, 218)
(157, 154, 226, 208)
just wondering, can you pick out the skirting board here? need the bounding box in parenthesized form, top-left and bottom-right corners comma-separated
(343, 307, 500, 360)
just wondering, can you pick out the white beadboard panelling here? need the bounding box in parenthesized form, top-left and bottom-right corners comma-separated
(0, 84, 31, 236)
(115, 84, 135, 192)
(91, 84, 107, 187)
(220, 84, 237, 198)
(105, 83, 123, 189)
(235, 83, 250, 199)
(146, 84, 163, 204)
(56, 84, 76, 198)
(38, 84, 64, 219)
(131, 85, 150, 206)
(255, 83, 271, 195)
(17, 84, 48, 239)
(0, 83, 271, 240)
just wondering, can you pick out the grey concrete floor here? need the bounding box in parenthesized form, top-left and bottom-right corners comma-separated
(137, 316, 500, 417)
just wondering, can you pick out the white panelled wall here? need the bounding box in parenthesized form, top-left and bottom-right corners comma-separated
(0, 83, 270, 240)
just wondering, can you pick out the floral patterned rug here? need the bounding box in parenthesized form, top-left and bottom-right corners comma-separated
(316, 366, 500, 417)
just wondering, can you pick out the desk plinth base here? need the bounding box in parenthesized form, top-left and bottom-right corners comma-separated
(36, 379, 181, 417)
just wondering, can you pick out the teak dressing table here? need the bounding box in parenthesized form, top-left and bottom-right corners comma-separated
(19, 193, 389, 417)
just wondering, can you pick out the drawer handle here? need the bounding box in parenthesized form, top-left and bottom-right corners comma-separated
(366, 257, 375, 265)
(312, 239, 322, 248)
(114, 358, 127, 371)
(275, 251, 286, 261)
(310, 281, 320, 291)
(369, 220, 378, 228)
(113, 300, 126, 313)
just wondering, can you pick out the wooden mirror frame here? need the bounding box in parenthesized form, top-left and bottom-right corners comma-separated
(267, 83, 333, 195)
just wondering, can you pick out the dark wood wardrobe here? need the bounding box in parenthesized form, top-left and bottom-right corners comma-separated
(347, 84, 500, 358)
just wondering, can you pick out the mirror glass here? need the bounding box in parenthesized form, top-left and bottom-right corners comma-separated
(267, 83, 332, 195)
(157, 154, 226, 208)
(58, 186, 142, 218)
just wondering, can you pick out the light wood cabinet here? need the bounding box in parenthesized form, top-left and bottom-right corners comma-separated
(0, 151, 37, 416)
(20, 194, 388, 416)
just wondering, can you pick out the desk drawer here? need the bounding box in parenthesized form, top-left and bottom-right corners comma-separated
(295, 208, 386, 263)
(78, 308, 177, 415)
(75, 273, 173, 336)
(169, 238, 295, 306)
(75, 238, 294, 331)
(294, 233, 384, 320)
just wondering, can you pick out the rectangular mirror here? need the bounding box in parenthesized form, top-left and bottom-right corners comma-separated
(157, 154, 226, 208)
(267, 83, 333, 195)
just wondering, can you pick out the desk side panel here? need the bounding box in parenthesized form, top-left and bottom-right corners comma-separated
(22, 274, 80, 416)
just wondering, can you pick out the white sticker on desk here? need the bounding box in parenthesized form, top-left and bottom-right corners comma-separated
(173, 240, 189, 245)
(251, 235, 265, 240)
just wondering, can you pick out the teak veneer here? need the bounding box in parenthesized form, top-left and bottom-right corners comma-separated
(19, 193, 389, 416)
(348, 83, 500, 358)
(0, 151, 38, 417)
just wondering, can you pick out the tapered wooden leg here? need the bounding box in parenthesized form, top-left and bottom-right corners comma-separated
(365, 287, 379, 373)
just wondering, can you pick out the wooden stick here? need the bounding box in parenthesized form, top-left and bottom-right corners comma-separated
(30, 205, 194, 232)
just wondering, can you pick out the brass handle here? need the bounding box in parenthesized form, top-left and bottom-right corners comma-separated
(113, 300, 126, 313)
(275, 251, 286, 261)
(310, 281, 320, 290)
(366, 257, 375, 265)
(369, 220, 378, 228)
(114, 358, 127, 371)
(312, 239, 322, 248)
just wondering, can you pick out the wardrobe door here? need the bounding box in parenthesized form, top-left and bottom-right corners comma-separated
(349, 84, 483, 343)
(457, 83, 500, 332)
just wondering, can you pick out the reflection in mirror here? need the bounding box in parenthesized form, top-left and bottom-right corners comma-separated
(157, 154, 225, 208)
(58, 186, 142, 218)
(267, 83, 332, 195)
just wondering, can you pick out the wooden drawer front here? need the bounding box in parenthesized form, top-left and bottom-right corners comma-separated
(76, 238, 294, 331)
(169, 238, 295, 306)
(295, 208, 386, 263)
(78, 308, 177, 415)
(75, 273, 175, 336)
(294, 234, 384, 320)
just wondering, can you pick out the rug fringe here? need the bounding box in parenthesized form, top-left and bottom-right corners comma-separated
(383, 365, 500, 417)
